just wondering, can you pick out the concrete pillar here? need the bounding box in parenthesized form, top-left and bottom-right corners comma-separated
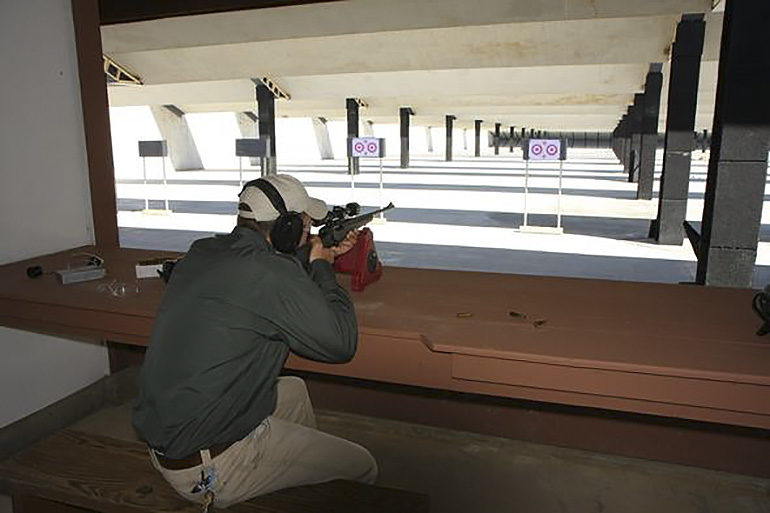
(445, 115, 455, 162)
(256, 84, 277, 175)
(463, 128, 468, 151)
(426, 127, 434, 153)
(474, 120, 482, 157)
(312, 117, 334, 160)
(695, 0, 770, 287)
(149, 105, 203, 171)
(652, 14, 705, 244)
(627, 94, 644, 182)
(619, 111, 630, 167)
(400, 107, 411, 168)
(509, 126, 515, 152)
(235, 111, 259, 166)
(637, 64, 664, 200)
(363, 120, 374, 137)
(494, 123, 501, 155)
(346, 98, 360, 175)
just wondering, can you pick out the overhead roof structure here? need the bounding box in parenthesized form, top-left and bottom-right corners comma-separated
(103, 0, 722, 131)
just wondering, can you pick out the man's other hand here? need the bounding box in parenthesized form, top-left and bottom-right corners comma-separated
(309, 231, 359, 263)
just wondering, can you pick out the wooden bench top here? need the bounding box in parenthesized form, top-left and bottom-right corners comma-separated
(1, 245, 769, 430)
(0, 430, 429, 513)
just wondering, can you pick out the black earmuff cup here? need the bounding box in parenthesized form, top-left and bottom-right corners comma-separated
(270, 212, 304, 254)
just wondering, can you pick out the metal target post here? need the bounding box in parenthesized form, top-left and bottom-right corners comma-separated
(138, 140, 169, 213)
(141, 155, 149, 211)
(520, 138, 564, 234)
(556, 160, 563, 228)
(238, 155, 243, 188)
(523, 158, 530, 227)
(236, 137, 270, 187)
(351, 136, 387, 221)
(161, 155, 169, 212)
(379, 156, 385, 219)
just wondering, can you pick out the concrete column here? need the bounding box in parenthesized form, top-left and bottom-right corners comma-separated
(614, 115, 628, 164)
(695, 0, 770, 287)
(619, 111, 630, 168)
(474, 120, 482, 157)
(149, 105, 203, 171)
(312, 117, 334, 160)
(400, 107, 411, 168)
(652, 14, 705, 244)
(346, 98, 360, 175)
(426, 127, 434, 153)
(494, 123, 501, 155)
(637, 64, 664, 200)
(445, 115, 455, 161)
(463, 128, 468, 151)
(363, 120, 374, 137)
(235, 111, 259, 166)
(256, 84, 277, 174)
(509, 126, 515, 152)
(627, 94, 644, 182)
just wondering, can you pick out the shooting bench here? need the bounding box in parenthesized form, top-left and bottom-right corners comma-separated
(0, 430, 429, 513)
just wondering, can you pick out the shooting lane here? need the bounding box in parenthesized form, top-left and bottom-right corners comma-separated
(1, 0, 769, 493)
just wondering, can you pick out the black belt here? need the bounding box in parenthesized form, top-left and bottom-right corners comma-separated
(154, 439, 236, 471)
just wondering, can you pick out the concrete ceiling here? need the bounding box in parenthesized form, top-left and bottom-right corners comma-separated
(104, 0, 722, 131)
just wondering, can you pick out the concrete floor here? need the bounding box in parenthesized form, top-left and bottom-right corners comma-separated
(113, 151, 770, 286)
(3, 401, 766, 513)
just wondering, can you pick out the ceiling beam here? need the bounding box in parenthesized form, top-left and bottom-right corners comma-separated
(98, 0, 342, 26)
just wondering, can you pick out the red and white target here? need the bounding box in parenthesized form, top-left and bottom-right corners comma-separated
(528, 139, 562, 161)
(351, 137, 385, 158)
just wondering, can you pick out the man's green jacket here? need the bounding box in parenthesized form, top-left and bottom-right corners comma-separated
(132, 226, 358, 458)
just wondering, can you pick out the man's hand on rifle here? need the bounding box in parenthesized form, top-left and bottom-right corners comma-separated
(309, 230, 359, 263)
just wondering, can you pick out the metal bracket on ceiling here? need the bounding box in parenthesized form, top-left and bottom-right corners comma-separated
(163, 104, 185, 118)
(351, 98, 369, 109)
(401, 106, 416, 116)
(103, 55, 142, 85)
(252, 77, 291, 100)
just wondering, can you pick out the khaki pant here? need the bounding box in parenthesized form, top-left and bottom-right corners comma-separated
(149, 376, 378, 508)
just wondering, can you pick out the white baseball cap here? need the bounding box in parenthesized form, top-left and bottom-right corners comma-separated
(238, 174, 328, 221)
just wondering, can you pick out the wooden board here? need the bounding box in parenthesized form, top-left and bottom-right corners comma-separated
(0, 430, 428, 513)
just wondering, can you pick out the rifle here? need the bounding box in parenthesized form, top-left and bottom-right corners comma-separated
(318, 202, 395, 247)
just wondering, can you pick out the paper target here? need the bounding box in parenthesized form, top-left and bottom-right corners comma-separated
(350, 137, 386, 158)
(527, 139, 562, 161)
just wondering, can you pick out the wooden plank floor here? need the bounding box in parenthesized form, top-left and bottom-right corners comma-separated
(0, 430, 428, 513)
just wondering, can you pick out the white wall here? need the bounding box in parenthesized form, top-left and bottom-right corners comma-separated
(0, 0, 109, 428)
(0, 0, 94, 263)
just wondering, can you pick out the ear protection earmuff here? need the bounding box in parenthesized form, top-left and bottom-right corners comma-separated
(240, 179, 304, 254)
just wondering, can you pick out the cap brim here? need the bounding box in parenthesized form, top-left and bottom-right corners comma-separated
(306, 197, 328, 221)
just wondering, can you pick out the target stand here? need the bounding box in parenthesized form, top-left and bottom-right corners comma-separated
(519, 138, 567, 235)
(235, 138, 271, 185)
(138, 140, 172, 215)
(350, 137, 388, 223)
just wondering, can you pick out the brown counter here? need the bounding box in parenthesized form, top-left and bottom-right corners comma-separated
(2, 245, 769, 430)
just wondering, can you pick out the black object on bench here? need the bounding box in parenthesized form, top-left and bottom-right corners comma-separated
(0, 430, 429, 512)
